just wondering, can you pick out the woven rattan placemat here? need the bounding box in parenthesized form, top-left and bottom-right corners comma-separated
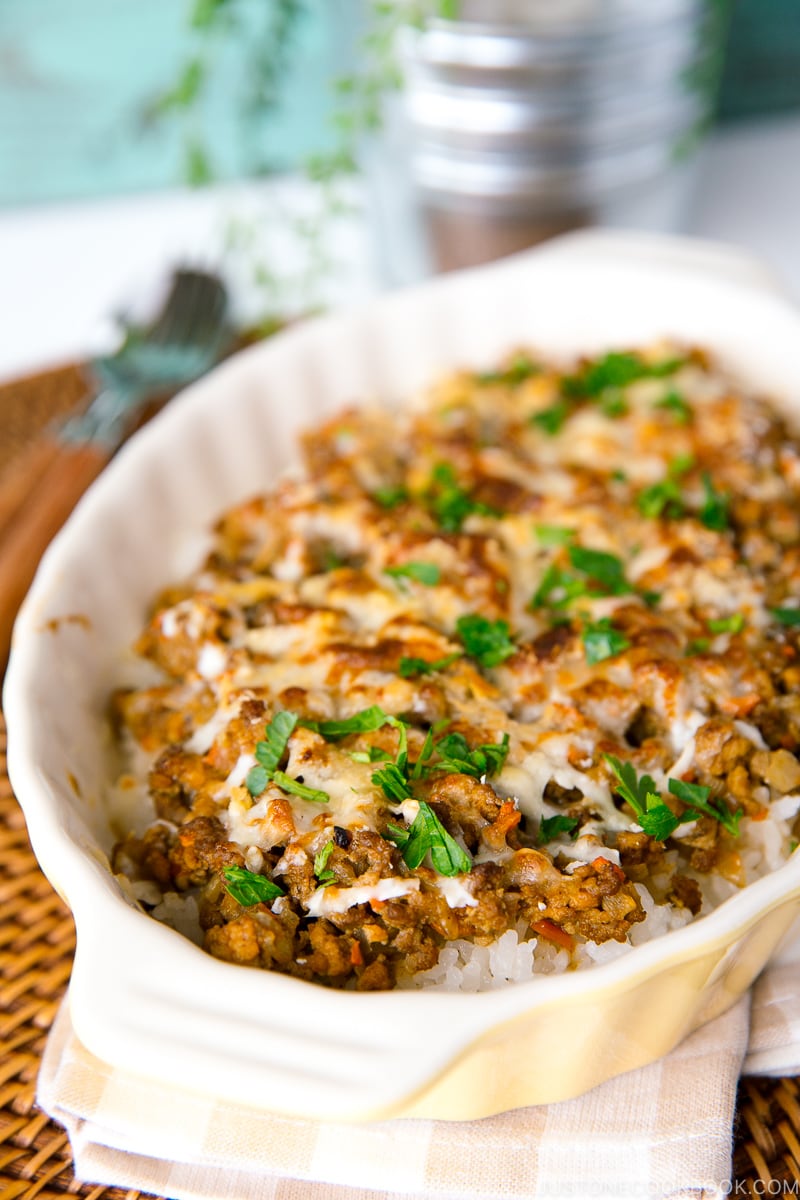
(0, 363, 799, 1200)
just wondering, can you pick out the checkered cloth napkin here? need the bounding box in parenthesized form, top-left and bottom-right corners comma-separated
(38, 932, 800, 1200)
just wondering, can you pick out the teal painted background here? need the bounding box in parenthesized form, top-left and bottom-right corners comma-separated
(0, 0, 796, 209)
(0, 0, 357, 207)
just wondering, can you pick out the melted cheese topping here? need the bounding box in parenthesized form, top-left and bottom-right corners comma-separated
(111, 341, 800, 985)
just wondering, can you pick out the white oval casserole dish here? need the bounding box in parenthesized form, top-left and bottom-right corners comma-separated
(5, 230, 800, 1122)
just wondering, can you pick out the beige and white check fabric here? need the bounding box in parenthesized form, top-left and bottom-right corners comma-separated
(38, 934, 800, 1200)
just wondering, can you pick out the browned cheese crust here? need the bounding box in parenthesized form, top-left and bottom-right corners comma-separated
(110, 345, 800, 989)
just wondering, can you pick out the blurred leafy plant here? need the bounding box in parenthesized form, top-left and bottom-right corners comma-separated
(149, 0, 457, 185)
(146, 0, 304, 183)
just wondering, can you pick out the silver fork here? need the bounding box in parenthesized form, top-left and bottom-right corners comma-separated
(62, 268, 230, 448)
(0, 267, 230, 670)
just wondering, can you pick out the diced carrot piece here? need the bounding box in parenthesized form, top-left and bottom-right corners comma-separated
(532, 919, 575, 953)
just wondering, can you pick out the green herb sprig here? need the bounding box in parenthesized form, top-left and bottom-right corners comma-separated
(538, 815, 579, 845)
(425, 463, 500, 532)
(605, 754, 741, 840)
(772, 608, 800, 627)
(223, 865, 285, 906)
(456, 614, 516, 667)
(313, 841, 336, 886)
(398, 652, 461, 678)
(581, 618, 631, 665)
(384, 561, 441, 587)
(246, 710, 298, 798)
(386, 800, 471, 876)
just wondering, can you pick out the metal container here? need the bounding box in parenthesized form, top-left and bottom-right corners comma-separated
(397, 0, 731, 273)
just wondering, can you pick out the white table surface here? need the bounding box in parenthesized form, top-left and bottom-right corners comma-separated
(0, 113, 798, 386)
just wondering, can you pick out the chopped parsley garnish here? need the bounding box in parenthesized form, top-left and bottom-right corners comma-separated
(386, 800, 471, 876)
(611, 469, 627, 482)
(598, 388, 628, 418)
(303, 705, 390, 739)
(637, 454, 695, 520)
(398, 652, 461, 678)
(223, 866, 284, 906)
(771, 607, 800, 626)
(699, 472, 730, 532)
(384, 561, 441, 586)
(654, 389, 692, 423)
(667, 778, 742, 837)
(530, 400, 570, 436)
(313, 841, 336, 886)
(685, 637, 710, 657)
(425, 463, 499, 532)
(373, 484, 408, 509)
(638, 479, 684, 520)
(567, 545, 631, 595)
(564, 351, 684, 398)
(372, 761, 412, 802)
(349, 746, 390, 763)
(534, 524, 575, 547)
(478, 353, 539, 386)
(605, 754, 741, 840)
(272, 771, 329, 804)
(538, 814, 579, 844)
(456, 613, 516, 667)
(707, 613, 745, 635)
(432, 731, 510, 779)
(246, 710, 298, 798)
(605, 755, 685, 841)
(581, 618, 631, 664)
(531, 545, 645, 613)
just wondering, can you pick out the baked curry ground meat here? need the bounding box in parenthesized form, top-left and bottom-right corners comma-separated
(110, 344, 800, 990)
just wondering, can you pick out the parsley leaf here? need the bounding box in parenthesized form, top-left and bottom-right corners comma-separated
(538, 814, 579, 844)
(638, 477, 685, 520)
(567, 546, 631, 595)
(564, 351, 684, 397)
(699, 472, 730, 532)
(246, 710, 298, 797)
(245, 764, 269, 798)
(667, 778, 742, 837)
(386, 800, 472, 876)
(349, 746, 390, 763)
(433, 731, 510, 779)
(223, 866, 284, 906)
(372, 762, 412, 802)
(373, 484, 409, 509)
(582, 618, 631, 664)
(272, 771, 329, 804)
(606, 754, 742, 840)
(598, 387, 628, 418)
(426, 463, 499, 532)
(707, 613, 745, 635)
(685, 637, 710, 656)
(384, 561, 441, 586)
(254, 710, 297, 774)
(605, 754, 681, 840)
(398, 652, 461, 678)
(313, 840, 336, 886)
(530, 562, 587, 609)
(531, 400, 571, 435)
(637, 454, 694, 520)
(771, 607, 800, 627)
(303, 705, 389, 740)
(534, 524, 575, 547)
(456, 613, 516, 667)
(654, 389, 692, 424)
